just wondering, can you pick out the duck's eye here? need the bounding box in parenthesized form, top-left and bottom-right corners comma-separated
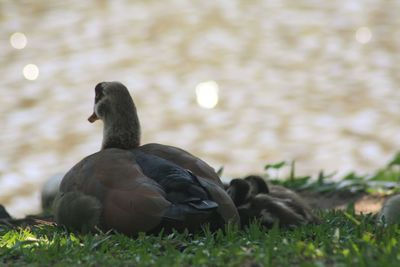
(94, 93, 102, 103)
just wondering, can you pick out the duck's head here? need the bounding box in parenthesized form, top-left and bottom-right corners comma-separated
(88, 82, 134, 123)
(227, 178, 251, 206)
(244, 175, 269, 195)
(88, 81, 141, 150)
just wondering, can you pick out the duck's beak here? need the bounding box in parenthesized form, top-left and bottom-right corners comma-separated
(88, 112, 99, 123)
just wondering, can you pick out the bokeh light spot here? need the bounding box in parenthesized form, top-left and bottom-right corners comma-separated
(355, 27, 372, 44)
(10, 32, 27, 49)
(195, 81, 219, 109)
(23, 64, 39, 80)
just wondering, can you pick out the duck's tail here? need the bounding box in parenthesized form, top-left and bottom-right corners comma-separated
(0, 204, 11, 219)
(155, 202, 224, 233)
(53, 191, 102, 232)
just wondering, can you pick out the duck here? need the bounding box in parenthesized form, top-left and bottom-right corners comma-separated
(41, 173, 63, 213)
(54, 81, 239, 235)
(0, 204, 11, 220)
(227, 175, 319, 228)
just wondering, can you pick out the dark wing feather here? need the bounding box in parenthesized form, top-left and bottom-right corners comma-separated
(132, 150, 209, 203)
(138, 143, 239, 226)
(138, 143, 223, 187)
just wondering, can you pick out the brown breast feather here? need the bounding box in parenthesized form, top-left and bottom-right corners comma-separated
(60, 148, 171, 235)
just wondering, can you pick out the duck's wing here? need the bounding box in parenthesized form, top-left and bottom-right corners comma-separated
(138, 143, 223, 187)
(132, 150, 218, 209)
(138, 144, 240, 226)
(196, 177, 240, 226)
(133, 149, 239, 226)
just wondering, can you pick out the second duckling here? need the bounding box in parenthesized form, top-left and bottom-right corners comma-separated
(227, 175, 320, 228)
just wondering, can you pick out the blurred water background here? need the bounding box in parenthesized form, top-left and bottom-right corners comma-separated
(1, 0, 400, 217)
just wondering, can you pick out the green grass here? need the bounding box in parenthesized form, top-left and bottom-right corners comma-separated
(1, 209, 399, 267)
(264, 153, 400, 195)
(2, 154, 400, 266)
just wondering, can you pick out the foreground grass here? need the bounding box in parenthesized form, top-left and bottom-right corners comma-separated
(1, 209, 399, 267)
(3, 154, 400, 266)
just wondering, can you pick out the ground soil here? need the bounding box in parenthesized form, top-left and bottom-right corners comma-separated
(299, 191, 387, 214)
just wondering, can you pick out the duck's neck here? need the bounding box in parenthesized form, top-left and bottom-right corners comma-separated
(101, 112, 141, 150)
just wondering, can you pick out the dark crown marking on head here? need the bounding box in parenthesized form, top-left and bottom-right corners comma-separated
(94, 82, 105, 103)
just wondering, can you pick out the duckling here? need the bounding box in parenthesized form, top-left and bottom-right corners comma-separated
(227, 175, 319, 228)
(226, 178, 252, 206)
(249, 194, 308, 228)
(377, 194, 400, 225)
(54, 82, 239, 235)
